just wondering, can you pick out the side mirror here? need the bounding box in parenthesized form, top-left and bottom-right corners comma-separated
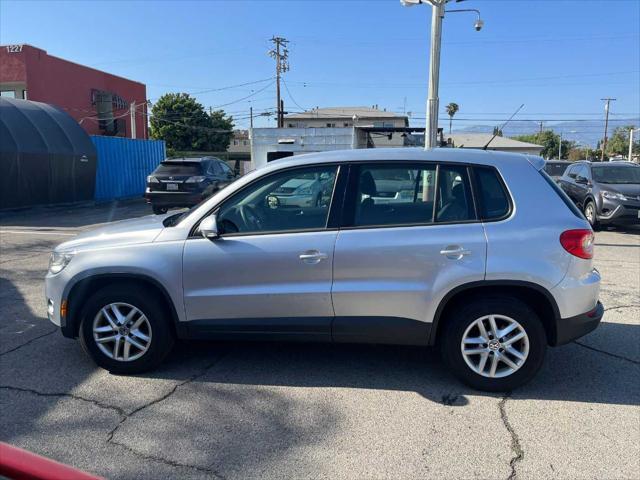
(200, 214, 219, 240)
(575, 176, 588, 185)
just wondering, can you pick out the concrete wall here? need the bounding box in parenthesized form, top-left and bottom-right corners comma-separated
(251, 127, 358, 170)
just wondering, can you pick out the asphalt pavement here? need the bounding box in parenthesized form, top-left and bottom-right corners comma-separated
(1, 200, 638, 480)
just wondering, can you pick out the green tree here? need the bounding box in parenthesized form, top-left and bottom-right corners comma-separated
(150, 93, 233, 151)
(445, 102, 459, 134)
(605, 125, 639, 157)
(511, 130, 575, 160)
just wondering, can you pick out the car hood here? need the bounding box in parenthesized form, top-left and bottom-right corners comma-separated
(55, 215, 167, 252)
(600, 183, 640, 196)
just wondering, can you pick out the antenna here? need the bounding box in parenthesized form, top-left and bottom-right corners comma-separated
(482, 103, 525, 150)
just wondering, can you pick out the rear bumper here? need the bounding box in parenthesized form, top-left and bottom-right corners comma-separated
(553, 301, 604, 346)
(144, 190, 205, 207)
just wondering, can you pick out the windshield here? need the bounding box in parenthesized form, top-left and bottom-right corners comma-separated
(592, 166, 640, 184)
(544, 163, 569, 176)
(155, 162, 202, 175)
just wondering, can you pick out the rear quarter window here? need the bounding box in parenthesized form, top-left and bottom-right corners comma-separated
(539, 169, 584, 219)
(473, 167, 511, 220)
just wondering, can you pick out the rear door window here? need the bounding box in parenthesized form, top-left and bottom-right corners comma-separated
(435, 165, 475, 222)
(473, 167, 511, 220)
(351, 164, 437, 227)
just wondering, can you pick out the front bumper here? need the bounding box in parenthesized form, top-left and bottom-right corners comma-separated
(144, 190, 205, 207)
(598, 200, 640, 226)
(554, 301, 604, 345)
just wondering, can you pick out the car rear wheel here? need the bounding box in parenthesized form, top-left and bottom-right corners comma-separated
(79, 285, 174, 374)
(440, 296, 546, 391)
(583, 201, 599, 230)
(152, 205, 168, 215)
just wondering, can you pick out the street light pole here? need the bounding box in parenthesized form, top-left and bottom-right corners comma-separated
(426, 2, 445, 150)
(402, 0, 483, 150)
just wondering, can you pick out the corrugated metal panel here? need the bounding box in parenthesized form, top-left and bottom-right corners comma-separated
(92, 136, 166, 201)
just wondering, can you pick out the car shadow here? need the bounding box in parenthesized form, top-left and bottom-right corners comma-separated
(140, 316, 640, 408)
(0, 198, 156, 230)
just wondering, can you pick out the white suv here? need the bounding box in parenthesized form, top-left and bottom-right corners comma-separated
(45, 148, 603, 391)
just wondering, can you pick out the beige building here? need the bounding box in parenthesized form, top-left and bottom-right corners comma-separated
(228, 130, 251, 153)
(446, 133, 544, 155)
(284, 106, 409, 147)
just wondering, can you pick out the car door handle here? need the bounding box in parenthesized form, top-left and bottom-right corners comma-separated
(440, 246, 471, 259)
(299, 251, 328, 264)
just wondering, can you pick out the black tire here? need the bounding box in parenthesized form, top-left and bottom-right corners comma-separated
(78, 284, 175, 374)
(152, 205, 168, 215)
(440, 296, 547, 392)
(583, 200, 599, 231)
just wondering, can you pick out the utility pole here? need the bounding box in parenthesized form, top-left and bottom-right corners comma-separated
(250, 106, 253, 129)
(630, 127, 637, 162)
(269, 36, 289, 128)
(539, 121, 543, 135)
(600, 97, 616, 161)
(130, 101, 136, 139)
(558, 132, 562, 159)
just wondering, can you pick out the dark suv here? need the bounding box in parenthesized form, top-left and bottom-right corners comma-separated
(559, 161, 640, 228)
(145, 157, 237, 214)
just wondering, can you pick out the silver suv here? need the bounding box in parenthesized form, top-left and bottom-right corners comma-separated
(45, 148, 603, 391)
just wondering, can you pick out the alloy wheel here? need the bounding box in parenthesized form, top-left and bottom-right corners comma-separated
(584, 203, 595, 225)
(460, 314, 529, 378)
(92, 303, 152, 362)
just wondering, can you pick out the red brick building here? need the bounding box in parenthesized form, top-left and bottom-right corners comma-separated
(0, 44, 147, 138)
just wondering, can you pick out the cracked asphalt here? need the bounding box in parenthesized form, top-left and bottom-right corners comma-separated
(1, 200, 639, 480)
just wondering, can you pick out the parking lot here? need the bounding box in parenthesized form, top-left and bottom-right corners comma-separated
(1, 200, 638, 480)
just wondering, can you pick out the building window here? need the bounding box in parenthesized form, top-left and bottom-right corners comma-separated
(22, 90, 27, 99)
(1, 90, 16, 98)
(233, 140, 239, 146)
(326, 122, 336, 127)
(288, 123, 295, 128)
(344, 122, 351, 127)
(243, 140, 248, 146)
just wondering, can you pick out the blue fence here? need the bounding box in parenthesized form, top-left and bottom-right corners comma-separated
(92, 136, 166, 202)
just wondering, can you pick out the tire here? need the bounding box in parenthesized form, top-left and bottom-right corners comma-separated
(583, 200, 599, 230)
(440, 296, 546, 392)
(152, 205, 168, 215)
(78, 284, 175, 374)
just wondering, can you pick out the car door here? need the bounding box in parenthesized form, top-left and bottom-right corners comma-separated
(573, 164, 591, 207)
(331, 162, 486, 345)
(182, 164, 342, 340)
(560, 164, 579, 201)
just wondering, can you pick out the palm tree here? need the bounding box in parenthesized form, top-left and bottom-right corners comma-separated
(446, 102, 459, 134)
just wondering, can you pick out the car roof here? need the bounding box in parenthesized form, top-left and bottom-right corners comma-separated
(264, 147, 543, 171)
(545, 160, 571, 163)
(591, 161, 638, 167)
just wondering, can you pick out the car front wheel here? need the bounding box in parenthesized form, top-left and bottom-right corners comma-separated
(440, 296, 546, 391)
(152, 205, 168, 215)
(79, 285, 174, 374)
(583, 200, 599, 230)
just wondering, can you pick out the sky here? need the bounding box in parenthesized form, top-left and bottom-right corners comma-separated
(1, 0, 639, 136)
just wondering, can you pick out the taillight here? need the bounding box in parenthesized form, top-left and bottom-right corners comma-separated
(560, 229, 594, 259)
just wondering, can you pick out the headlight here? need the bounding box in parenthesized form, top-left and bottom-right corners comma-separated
(48, 251, 75, 274)
(601, 190, 627, 201)
(147, 175, 159, 183)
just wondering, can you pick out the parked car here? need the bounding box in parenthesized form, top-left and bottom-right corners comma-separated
(45, 148, 602, 392)
(268, 171, 332, 208)
(543, 160, 571, 182)
(145, 157, 237, 214)
(558, 161, 640, 228)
